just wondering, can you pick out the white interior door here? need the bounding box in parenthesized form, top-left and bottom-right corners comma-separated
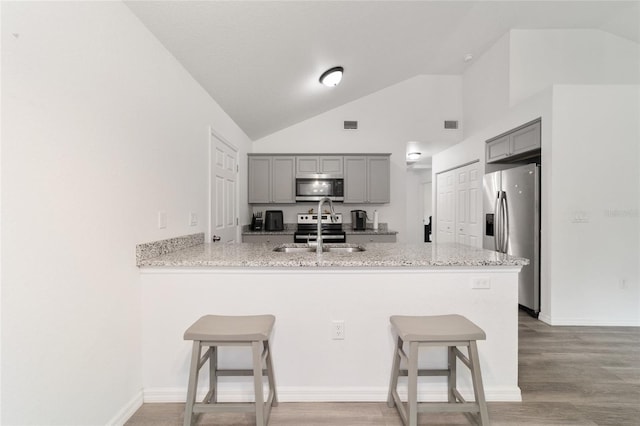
(454, 163, 482, 247)
(211, 130, 238, 243)
(436, 170, 455, 243)
(435, 162, 482, 247)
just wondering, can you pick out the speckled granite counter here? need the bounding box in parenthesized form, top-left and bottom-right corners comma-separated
(137, 242, 527, 268)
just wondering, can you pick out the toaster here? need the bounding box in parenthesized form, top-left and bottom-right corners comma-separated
(264, 210, 284, 232)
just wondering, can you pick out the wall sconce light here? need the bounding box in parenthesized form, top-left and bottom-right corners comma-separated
(407, 152, 422, 161)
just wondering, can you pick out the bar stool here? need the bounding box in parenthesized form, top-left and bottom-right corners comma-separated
(387, 314, 489, 426)
(183, 314, 278, 426)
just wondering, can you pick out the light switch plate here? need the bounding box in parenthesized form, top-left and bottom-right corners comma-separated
(157, 211, 167, 229)
(189, 212, 198, 226)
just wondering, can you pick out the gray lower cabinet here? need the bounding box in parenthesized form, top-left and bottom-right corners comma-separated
(344, 155, 390, 203)
(248, 156, 295, 203)
(486, 119, 541, 163)
(347, 234, 396, 243)
(242, 234, 292, 244)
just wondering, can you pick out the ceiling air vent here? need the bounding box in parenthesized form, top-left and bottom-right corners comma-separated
(344, 120, 358, 130)
(444, 120, 458, 129)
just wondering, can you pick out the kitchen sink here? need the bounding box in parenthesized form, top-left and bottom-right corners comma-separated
(273, 244, 365, 253)
(272, 246, 316, 253)
(324, 246, 365, 253)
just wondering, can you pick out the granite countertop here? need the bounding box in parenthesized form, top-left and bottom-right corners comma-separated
(138, 242, 528, 268)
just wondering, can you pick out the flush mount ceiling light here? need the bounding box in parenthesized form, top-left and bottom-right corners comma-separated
(319, 66, 344, 87)
(407, 152, 422, 161)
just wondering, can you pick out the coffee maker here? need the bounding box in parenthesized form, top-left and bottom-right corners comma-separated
(350, 210, 367, 231)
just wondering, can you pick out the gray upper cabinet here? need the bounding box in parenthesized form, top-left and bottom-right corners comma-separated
(295, 155, 343, 177)
(248, 156, 272, 204)
(485, 134, 511, 163)
(344, 156, 367, 203)
(248, 155, 295, 204)
(486, 119, 541, 163)
(272, 157, 296, 203)
(367, 156, 391, 203)
(344, 155, 390, 204)
(319, 156, 343, 175)
(251, 153, 389, 204)
(295, 157, 319, 176)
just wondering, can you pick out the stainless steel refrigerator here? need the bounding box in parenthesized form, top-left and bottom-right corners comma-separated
(483, 163, 540, 314)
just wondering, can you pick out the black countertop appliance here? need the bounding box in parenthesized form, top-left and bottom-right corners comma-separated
(264, 210, 284, 231)
(350, 210, 367, 231)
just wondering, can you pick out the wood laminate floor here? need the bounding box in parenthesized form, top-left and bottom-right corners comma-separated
(126, 311, 640, 425)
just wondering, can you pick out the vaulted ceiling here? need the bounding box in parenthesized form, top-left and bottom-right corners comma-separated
(125, 1, 640, 141)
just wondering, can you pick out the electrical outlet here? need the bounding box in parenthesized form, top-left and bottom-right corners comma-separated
(571, 211, 590, 223)
(472, 278, 491, 289)
(332, 320, 345, 340)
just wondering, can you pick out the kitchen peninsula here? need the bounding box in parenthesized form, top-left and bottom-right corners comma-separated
(138, 237, 527, 404)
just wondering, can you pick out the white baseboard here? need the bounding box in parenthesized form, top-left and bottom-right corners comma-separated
(539, 313, 639, 326)
(106, 390, 144, 426)
(143, 384, 521, 403)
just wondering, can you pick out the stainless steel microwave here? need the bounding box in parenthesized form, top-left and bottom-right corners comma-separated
(295, 178, 344, 202)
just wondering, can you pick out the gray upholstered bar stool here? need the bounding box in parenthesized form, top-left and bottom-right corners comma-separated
(387, 314, 489, 426)
(183, 314, 278, 426)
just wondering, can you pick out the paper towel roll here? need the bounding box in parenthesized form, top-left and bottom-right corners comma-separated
(373, 210, 379, 230)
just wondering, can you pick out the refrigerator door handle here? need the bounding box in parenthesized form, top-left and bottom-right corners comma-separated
(502, 191, 510, 253)
(494, 192, 501, 252)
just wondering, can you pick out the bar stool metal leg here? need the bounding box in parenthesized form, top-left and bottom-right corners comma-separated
(252, 341, 266, 426)
(448, 346, 457, 403)
(387, 336, 402, 408)
(407, 341, 419, 426)
(184, 341, 201, 426)
(468, 341, 490, 425)
(264, 340, 278, 407)
(212, 346, 218, 404)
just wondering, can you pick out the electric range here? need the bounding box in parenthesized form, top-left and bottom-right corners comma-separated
(294, 213, 346, 243)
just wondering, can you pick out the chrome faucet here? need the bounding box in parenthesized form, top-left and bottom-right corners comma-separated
(315, 197, 338, 254)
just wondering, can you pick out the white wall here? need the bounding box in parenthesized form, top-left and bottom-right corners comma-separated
(462, 33, 511, 138)
(252, 75, 463, 241)
(434, 28, 640, 325)
(1, 2, 251, 424)
(510, 30, 640, 106)
(548, 85, 639, 325)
